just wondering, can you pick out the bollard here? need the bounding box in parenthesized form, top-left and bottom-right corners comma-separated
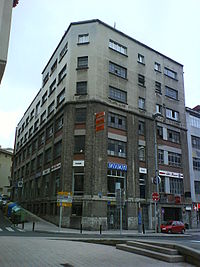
(100, 225, 102, 235)
(142, 223, 145, 234)
(22, 222, 24, 230)
(80, 223, 82, 234)
(32, 222, 35, 232)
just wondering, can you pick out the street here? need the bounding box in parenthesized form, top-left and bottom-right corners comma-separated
(0, 210, 197, 266)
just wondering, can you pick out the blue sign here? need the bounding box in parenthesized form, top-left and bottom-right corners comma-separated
(108, 162, 127, 171)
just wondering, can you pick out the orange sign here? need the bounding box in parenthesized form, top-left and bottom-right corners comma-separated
(95, 111, 105, 119)
(96, 124, 105, 132)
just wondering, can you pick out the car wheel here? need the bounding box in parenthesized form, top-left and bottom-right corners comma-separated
(168, 229, 172, 234)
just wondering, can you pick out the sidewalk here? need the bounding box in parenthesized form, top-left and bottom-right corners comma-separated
(16, 217, 198, 237)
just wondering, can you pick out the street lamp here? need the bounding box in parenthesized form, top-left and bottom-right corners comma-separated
(152, 113, 162, 232)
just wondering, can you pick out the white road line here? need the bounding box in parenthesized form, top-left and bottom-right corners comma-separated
(17, 228, 25, 232)
(0, 228, 3, 231)
(190, 240, 200, 243)
(5, 227, 15, 232)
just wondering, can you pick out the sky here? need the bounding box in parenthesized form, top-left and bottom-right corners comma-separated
(0, 0, 199, 148)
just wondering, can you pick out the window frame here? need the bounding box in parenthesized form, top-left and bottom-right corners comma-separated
(109, 61, 127, 79)
(109, 86, 127, 104)
(109, 39, 127, 56)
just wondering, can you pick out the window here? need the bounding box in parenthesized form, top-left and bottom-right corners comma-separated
(74, 167, 84, 195)
(40, 110, 46, 125)
(164, 67, 177, 80)
(49, 79, 56, 96)
(35, 102, 40, 118)
(107, 169, 126, 197)
(158, 150, 164, 164)
(48, 101, 55, 116)
(57, 88, 65, 106)
(76, 81, 87, 95)
(169, 178, 183, 194)
(155, 81, 161, 94)
(46, 124, 53, 139)
(41, 91, 47, 105)
(59, 42, 68, 61)
(34, 120, 39, 133)
(74, 136, 85, 153)
(32, 139, 37, 153)
(30, 158, 36, 173)
(195, 181, 200, 194)
(168, 152, 181, 167)
(165, 86, 178, 100)
(108, 112, 126, 130)
(25, 162, 30, 176)
(29, 126, 33, 137)
(138, 54, 145, 64)
(154, 62, 161, 72)
(109, 86, 127, 103)
(190, 115, 200, 128)
(109, 40, 127, 55)
(156, 104, 162, 114)
(159, 177, 165, 193)
(44, 175, 50, 196)
(54, 170, 60, 196)
(44, 148, 52, 164)
(37, 154, 43, 169)
(109, 62, 127, 79)
(55, 116, 63, 131)
(138, 74, 145, 87)
(38, 132, 45, 147)
(77, 56, 88, 69)
(168, 129, 180, 144)
(54, 141, 62, 159)
(42, 73, 49, 87)
(192, 136, 200, 149)
(58, 64, 66, 84)
(78, 34, 89, 44)
(51, 60, 57, 74)
(138, 97, 145, 109)
(138, 121, 145, 135)
(107, 139, 126, 158)
(25, 116, 29, 127)
(30, 110, 34, 121)
(157, 126, 163, 138)
(166, 108, 179, 121)
(24, 132, 28, 142)
(75, 108, 86, 123)
(139, 173, 146, 199)
(138, 145, 145, 161)
(193, 158, 200, 171)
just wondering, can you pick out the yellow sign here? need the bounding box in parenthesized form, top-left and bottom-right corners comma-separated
(57, 202, 72, 207)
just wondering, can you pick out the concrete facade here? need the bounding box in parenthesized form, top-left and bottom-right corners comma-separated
(0, 147, 13, 196)
(186, 106, 200, 228)
(0, 0, 13, 83)
(12, 20, 191, 230)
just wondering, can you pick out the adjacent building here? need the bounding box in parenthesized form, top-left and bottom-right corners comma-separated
(11, 19, 191, 230)
(186, 105, 200, 227)
(0, 147, 13, 196)
(0, 0, 14, 83)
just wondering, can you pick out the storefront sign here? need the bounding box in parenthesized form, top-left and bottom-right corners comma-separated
(73, 160, 85, 167)
(139, 167, 147, 174)
(108, 162, 127, 171)
(43, 168, 50, 176)
(186, 206, 192, 211)
(51, 163, 61, 172)
(159, 170, 183, 179)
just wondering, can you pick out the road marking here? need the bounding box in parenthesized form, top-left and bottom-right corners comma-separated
(190, 240, 200, 243)
(0, 228, 3, 231)
(17, 228, 25, 232)
(5, 227, 15, 232)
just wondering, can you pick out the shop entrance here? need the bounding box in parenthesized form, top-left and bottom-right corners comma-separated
(107, 204, 127, 229)
(163, 207, 182, 221)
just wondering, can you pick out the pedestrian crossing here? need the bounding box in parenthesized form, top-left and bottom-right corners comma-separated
(0, 226, 25, 233)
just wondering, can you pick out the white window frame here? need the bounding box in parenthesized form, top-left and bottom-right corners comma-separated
(109, 39, 127, 55)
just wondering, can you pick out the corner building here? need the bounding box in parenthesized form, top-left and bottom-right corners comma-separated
(12, 19, 191, 230)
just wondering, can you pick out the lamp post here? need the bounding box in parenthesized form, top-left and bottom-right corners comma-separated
(152, 113, 162, 233)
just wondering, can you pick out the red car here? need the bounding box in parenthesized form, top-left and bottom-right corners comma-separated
(160, 220, 185, 234)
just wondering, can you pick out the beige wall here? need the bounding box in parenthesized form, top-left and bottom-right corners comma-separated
(0, 149, 12, 195)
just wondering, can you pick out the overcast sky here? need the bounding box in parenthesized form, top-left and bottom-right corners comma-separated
(0, 0, 199, 148)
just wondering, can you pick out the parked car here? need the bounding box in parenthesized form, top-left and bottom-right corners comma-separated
(160, 220, 185, 234)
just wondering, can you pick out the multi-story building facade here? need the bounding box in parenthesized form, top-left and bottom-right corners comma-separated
(0, 147, 13, 196)
(186, 105, 200, 228)
(12, 19, 191, 230)
(0, 0, 15, 83)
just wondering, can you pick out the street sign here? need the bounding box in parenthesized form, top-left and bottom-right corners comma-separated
(153, 176, 161, 184)
(152, 192, 160, 201)
(57, 192, 72, 207)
